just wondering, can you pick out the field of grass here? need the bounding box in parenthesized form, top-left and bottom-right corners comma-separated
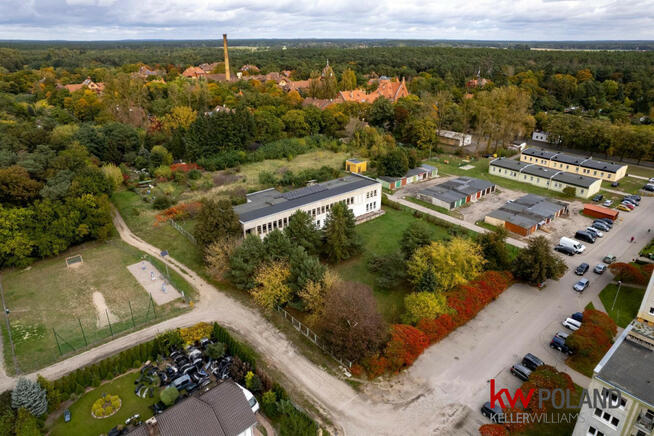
(334, 207, 455, 322)
(0, 239, 191, 374)
(599, 283, 645, 328)
(49, 371, 158, 436)
(604, 176, 648, 194)
(626, 164, 654, 179)
(426, 156, 576, 200)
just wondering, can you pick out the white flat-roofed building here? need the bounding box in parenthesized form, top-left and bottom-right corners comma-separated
(234, 173, 382, 238)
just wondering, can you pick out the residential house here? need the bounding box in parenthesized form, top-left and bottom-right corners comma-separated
(62, 77, 105, 94)
(339, 77, 409, 104)
(437, 130, 473, 147)
(416, 177, 495, 210)
(484, 194, 569, 236)
(182, 66, 207, 79)
(233, 173, 382, 238)
(521, 148, 628, 182)
(489, 158, 602, 198)
(532, 131, 550, 142)
(128, 380, 257, 436)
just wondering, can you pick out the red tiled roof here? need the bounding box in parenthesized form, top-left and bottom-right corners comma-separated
(182, 67, 207, 78)
(339, 78, 409, 104)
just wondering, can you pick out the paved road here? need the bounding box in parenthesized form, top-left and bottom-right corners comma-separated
(0, 199, 651, 435)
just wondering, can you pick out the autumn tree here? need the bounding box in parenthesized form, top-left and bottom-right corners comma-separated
(194, 198, 241, 250)
(0, 165, 42, 205)
(402, 292, 448, 324)
(512, 236, 566, 285)
(251, 261, 292, 311)
(299, 269, 340, 325)
(205, 236, 242, 280)
(101, 164, 123, 190)
(407, 238, 485, 292)
(340, 68, 357, 90)
(323, 202, 362, 262)
(162, 105, 198, 133)
(318, 281, 388, 361)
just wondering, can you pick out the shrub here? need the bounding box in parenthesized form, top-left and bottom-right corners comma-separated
(566, 309, 617, 376)
(384, 324, 429, 371)
(152, 195, 173, 210)
(179, 322, 213, 345)
(153, 165, 172, 180)
(206, 342, 226, 360)
(188, 169, 202, 180)
(11, 378, 47, 417)
(608, 262, 647, 285)
(160, 386, 179, 406)
(261, 391, 278, 418)
(402, 292, 448, 324)
(245, 371, 263, 393)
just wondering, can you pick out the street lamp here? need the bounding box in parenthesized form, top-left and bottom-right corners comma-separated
(611, 280, 622, 311)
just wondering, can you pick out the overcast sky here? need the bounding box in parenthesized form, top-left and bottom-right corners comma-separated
(0, 0, 652, 41)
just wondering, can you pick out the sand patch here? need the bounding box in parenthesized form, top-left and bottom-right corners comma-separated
(126, 261, 182, 305)
(93, 291, 119, 328)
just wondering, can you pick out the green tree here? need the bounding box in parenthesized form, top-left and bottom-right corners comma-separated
(206, 342, 226, 360)
(366, 252, 406, 290)
(11, 378, 47, 417)
(229, 234, 266, 290)
(14, 408, 39, 436)
(288, 247, 325, 291)
(512, 236, 567, 285)
(194, 198, 241, 250)
(368, 97, 394, 129)
(400, 222, 432, 259)
(477, 228, 512, 271)
(284, 210, 322, 255)
(378, 149, 408, 177)
(340, 68, 357, 90)
(323, 202, 362, 262)
(150, 145, 173, 167)
(0, 166, 42, 205)
(160, 386, 179, 406)
(282, 110, 310, 137)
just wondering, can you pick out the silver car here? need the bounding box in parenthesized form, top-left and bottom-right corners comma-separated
(594, 263, 607, 274)
(573, 278, 590, 292)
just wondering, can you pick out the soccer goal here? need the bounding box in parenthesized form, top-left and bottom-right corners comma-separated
(65, 254, 84, 269)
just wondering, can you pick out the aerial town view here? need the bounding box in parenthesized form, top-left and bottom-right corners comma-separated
(0, 1, 654, 435)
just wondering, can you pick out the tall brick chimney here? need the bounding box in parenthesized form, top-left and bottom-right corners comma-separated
(222, 34, 231, 81)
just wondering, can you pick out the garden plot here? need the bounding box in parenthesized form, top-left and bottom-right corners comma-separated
(127, 261, 182, 305)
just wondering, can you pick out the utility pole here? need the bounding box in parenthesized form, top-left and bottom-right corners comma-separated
(611, 280, 622, 311)
(0, 276, 20, 374)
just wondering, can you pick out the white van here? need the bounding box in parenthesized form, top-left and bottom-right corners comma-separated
(559, 237, 585, 254)
(562, 318, 581, 331)
(237, 384, 260, 413)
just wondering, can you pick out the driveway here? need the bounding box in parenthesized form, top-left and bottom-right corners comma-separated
(0, 199, 650, 435)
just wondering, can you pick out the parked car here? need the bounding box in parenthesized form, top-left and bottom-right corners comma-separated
(643, 184, 654, 192)
(481, 402, 504, 420)
(64, 409, 71, 423)
(555, 330, 570, 340)
(617, 204, 631, 212)
(199, 338, 212, 349)
(575, 263, 590, 275)
(554, 244, 576, 256)
(521, 353, 544, 371)
(571, 312, 583, 322)
(559, 237, 585, 253)
(594, 263, 607, 274)
(620, 202, 635, 210)
(151, 401, 166, 414)
(550, 336, 573, 355)
(627, 194, 641, 202)
(623, 196, 639, 205)
(603, 255, 617, 264)
(510, 363, 532, 381)
(602, 199, 613, 207)
(592, 194, 603, 202)
(573, 278, 590, 292)
(592, 221, 611, 232)
(575, 230, 596, 244)
(585, 227, 603, 238)
(125, 414, 141, 426)
(562, 318, 582, 330)
(172, 375, 192, 391)
(595, 218, 613, 227)
(237, 384, 260, 413)
(611, 181, 619, 187)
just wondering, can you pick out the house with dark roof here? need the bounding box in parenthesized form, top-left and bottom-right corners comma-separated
(521, 148, 628, 182)
(416, 177, 495, 210)
(484, 194, 569, 236)
(489, 157, 602, 198)
(128, 380, 256, 436)
(233, 173, 382, 238)
(377, 164, 438, 191)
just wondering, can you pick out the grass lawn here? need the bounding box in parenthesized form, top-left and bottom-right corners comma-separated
(49, 371, 158, 436)
(603, 176, 647, 195)
(425, 156, 577, 201)
(599, 283, 645, 328)
(626, 165, 654, 179)
(334, 207, 454, 322)
(0, 239, 191, 374)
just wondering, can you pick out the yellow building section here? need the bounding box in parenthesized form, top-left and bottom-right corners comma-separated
(345, 159, 367, 174)
(520, 149, 628, 182)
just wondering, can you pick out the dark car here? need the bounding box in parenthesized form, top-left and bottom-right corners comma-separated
(592, 222, 610, 232)
(64, 409, 71, 423)
(595, 218, 613, 227)
(572, 312, 583, 322)
(554, 244, 576, 256)
(575, 263, 590, 275)
(199, 338, 212, 349)
(575, 231, 596, 244)
(510, 363, 532, 381)
(592, 194, 603, 202)
(521, 353, 544, 371)
(550, 336, 573, 355)
(151, 401, 166, 414)
(481, 402, 504, 421)
(644, 184, 654, 192)
(611, 181, 619, 187)
(627, 194, 641, 202)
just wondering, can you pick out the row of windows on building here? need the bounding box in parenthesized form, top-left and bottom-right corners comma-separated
(365, 201, 377, 212)
(494, 167, 585, 193)
(246, 191, 379, 235)
(524, 156, 612, 178)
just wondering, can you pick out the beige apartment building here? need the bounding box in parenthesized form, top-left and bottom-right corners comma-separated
(521, 148, 628, 182)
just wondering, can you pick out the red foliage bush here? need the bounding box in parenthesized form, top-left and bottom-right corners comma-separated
(361, 355, 390, 379)
(479, 424, 508, 436)
(609, 262, 647, 285)
(154, 201, 202, 225)
(170, 163, 202, 173)
(642, 263, 654, 280)
(416, 314, 458, 343)
(349, 364, 364, 377)
(384, 324, 429, 371)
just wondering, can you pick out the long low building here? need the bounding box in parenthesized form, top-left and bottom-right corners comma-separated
(521, 148, 628, 182)
(489, 157, 602, 198)
(485, 194, 569, 236)
(377, 164, 438, 191)
(416, 177, 495, 210)
(234, 173, 382, 237)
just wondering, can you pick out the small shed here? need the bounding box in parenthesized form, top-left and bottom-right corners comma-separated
(345, 159, 367, 174)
